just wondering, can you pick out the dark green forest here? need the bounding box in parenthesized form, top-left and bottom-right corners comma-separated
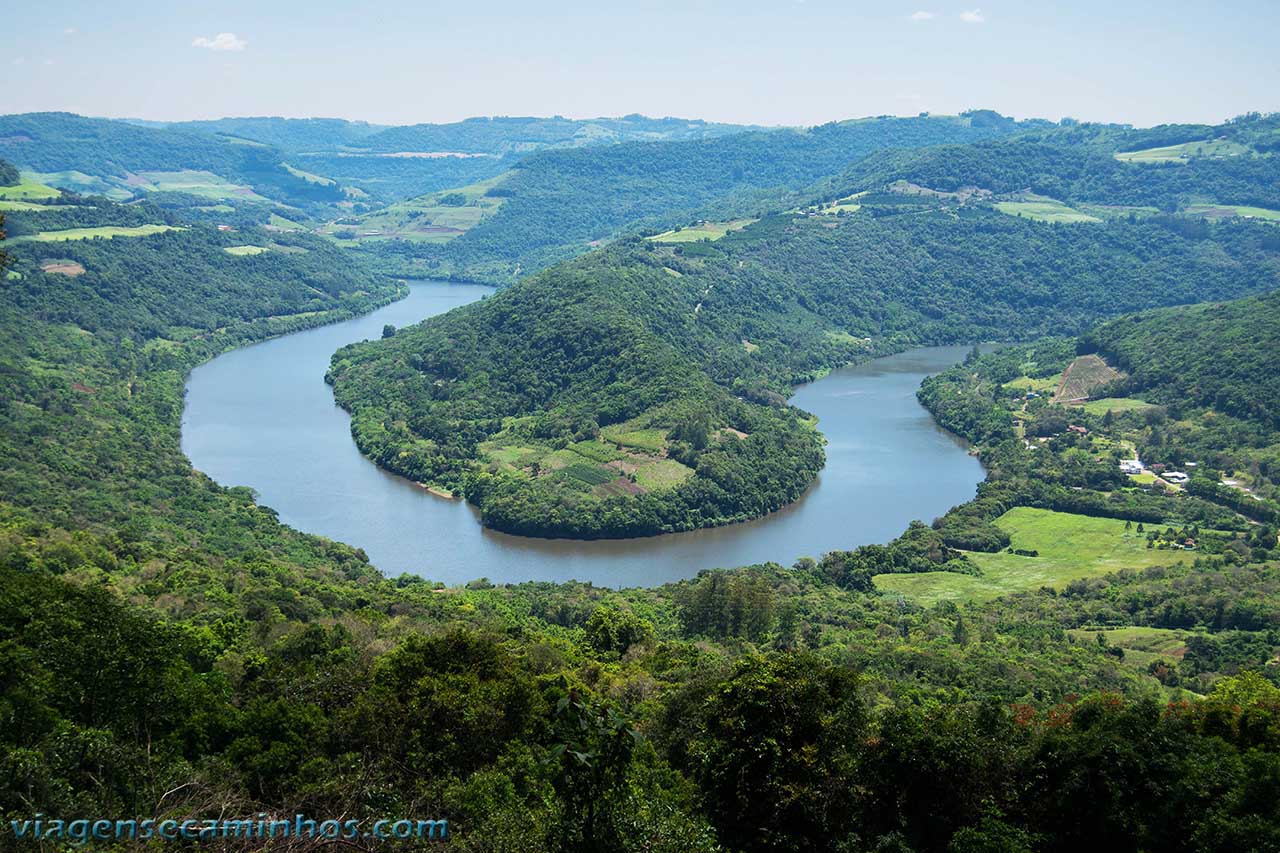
(330, 196, 1280, 539)
(3, 105, 1280, 853)
(355, 112, 1035, 282)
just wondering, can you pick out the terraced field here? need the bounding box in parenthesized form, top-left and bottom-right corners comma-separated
(319, 173, 510, 244)
(478, 427, 694, 500)
(1053, 354, 1122, 403)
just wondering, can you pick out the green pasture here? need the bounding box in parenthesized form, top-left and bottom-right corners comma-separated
(11, 224, 181, 243)
(1115, 139, 1251, 163)
(647, 219, 757, 243)
(1074, 396, 1157, 416)
(875, 507, 1193, 605)
(0, 180, 61, 200)
(995, 198, 1100, 224)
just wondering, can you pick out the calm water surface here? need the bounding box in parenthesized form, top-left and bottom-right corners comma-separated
(182, 282, 984, 587)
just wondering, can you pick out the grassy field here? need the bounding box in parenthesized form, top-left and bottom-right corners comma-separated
(268, 213, 305, 230)
(23, 170, 132, 200)
(1067, 626, 1191, 670)
(1005, 374, 1060, 394)
(994, 198, 1101, 224)
(129, 170, 266, 201)
(0, 199, 58, 211)
(321, 173, 510, 244)
(223, 245, 269, 256)
(0, 180, 61, 200)
(1183, 203, 1280, 224)
(634, 458, 695, 491)
(1076, 203, 1161, 220)
(283, 164, 337, 186)
(11, 225, 181, 243)
(601, 426, 669, 452)
(1074, 396, 1156, 416)
(647, 219, 757, 243)
(1115, 138, 1252, 163)
(875, 507, 1193, 605)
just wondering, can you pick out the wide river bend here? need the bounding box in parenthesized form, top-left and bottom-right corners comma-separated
(182, 281, 984, 587)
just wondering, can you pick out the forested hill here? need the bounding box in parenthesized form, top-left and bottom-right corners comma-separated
(329, 201, 1280, 539)
(1081, 289, 1280, 429)
(0, 112, 351, 207)
(348, 111, 1040, 282)
(825, 138, 1280, 213)
(158, 114, 772, 202)
(166, 113, 765, 154)
(7, 129, 1280, 851)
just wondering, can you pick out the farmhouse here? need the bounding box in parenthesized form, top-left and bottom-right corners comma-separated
(1163, 471, 1190, 485)
(1119, 460, 1144, 475)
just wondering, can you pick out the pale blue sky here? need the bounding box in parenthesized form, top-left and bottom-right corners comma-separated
(5, 1, 1278, 127)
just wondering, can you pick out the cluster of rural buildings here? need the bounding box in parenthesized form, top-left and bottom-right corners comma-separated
(1120, 458, 1191, 484)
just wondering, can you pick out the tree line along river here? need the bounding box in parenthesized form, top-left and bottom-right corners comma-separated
(181, 281, 984, 587)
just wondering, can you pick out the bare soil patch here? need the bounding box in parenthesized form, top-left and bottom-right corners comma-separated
(41, 261, 86, 276)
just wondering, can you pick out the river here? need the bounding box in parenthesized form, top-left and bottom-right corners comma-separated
(181, 281, 984, 587)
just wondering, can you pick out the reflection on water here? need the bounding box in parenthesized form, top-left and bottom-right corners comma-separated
(182, 282, 984, 587)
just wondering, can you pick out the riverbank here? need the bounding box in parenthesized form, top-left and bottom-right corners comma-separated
(184, 283, 984, 586)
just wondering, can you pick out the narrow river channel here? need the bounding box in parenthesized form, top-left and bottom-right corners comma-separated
(181, 281, 984, 587)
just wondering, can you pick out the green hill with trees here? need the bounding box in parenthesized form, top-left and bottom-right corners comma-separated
(346, 111, 1040, 282)
(4, 120, 1280, 850)
(329, 188, 1280, 538)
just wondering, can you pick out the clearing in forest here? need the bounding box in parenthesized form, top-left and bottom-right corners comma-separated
(874, 508, 1194, 605)
(12, 224, 181, 243)
(647, 219, 757, 243)
(39, 260, 86, 276)
(0, 180, 60, 200)
(1052, 354, 1123, 403)
(320, 173, 510, 245)
(994, 195, 1100, 224)
(1114, 138, 1252, 163)
(1183, 203, 1280, 224)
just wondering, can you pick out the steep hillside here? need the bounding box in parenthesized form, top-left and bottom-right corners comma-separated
(167, 114, 768, 202)
(328, 202, 1280, 539)
(0, 112, 350, 213)
(349, 111, 1037, 282)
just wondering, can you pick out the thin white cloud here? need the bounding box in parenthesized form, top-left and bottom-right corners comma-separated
(192, 32, 247, 52)
(910, 11, 935, 21)
(960, 8, 985, 23)
(11, 57, 25, 66)
(63, 27, 77, 35)
(44, 59, 56, 66)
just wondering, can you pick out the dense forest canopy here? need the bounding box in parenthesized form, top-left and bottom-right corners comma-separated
(1081, 289, 1280, 430)
(353, 111, 1040, 282)
(329, 193, 1280, 538)
(4, 109, 1280, 851)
